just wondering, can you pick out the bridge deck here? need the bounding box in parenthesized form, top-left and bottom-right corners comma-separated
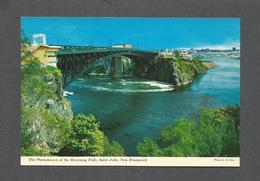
(57, 47, 159, 55)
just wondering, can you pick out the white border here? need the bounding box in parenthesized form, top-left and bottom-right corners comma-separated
(21, 156, 240, 167)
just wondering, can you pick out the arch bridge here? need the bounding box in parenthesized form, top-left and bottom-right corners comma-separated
(57, 46, 159, 79)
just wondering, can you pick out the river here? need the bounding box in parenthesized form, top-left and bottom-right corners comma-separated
(65, 57, 240, 155)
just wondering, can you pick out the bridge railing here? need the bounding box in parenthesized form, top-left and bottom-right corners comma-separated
(58, 46, 159, 55)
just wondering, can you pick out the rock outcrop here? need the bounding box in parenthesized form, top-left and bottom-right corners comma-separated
(132, 57, 209, 86)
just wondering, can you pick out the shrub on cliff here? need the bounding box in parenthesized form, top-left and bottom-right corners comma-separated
(136, 105, 240, 157)
(173, 58, 207, 81)
(59, 114, 125, 156)
(21, 60, 55, 107)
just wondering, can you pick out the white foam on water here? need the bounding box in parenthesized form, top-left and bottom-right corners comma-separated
(91, 87, 174, 93)
(119, 80, 173, 88)
(87, 81, 174, 93)
(140, 81, 174, 89)
(73, 78, 175, 93)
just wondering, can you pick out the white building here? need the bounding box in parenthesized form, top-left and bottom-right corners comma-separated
(32, 33, 47, 47)
(178, 49, 193, 60)
(159, 49, 175, 58)
(30, 34, 61, 67)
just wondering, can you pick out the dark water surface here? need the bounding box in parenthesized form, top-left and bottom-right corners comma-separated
(65, 57, 240, 155)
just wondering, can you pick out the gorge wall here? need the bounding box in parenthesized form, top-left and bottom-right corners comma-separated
(77, 56, 209, 87)
(132, 57, 208, 86)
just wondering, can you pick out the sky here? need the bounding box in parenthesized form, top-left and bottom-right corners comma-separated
(21, 17, 240, 50)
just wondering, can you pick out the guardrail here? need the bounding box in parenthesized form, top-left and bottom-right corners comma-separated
(57, 47, 159, 55)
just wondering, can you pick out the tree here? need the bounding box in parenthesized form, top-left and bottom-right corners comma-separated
(136, 138, 163, 156)
(61, 114, 105, 156)
(157, 119, 199, 156)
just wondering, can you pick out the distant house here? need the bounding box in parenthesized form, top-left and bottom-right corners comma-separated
(178, 49, 193, 60)
(159, 49, 176, 58)
(112, 44, 132, 49)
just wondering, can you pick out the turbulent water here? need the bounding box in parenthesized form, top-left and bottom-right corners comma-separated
(65, 57, 240, 155)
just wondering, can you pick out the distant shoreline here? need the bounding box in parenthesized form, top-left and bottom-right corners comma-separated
(198, 54, 240, 60)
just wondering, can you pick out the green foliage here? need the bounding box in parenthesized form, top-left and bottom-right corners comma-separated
(214, 105, 240, 156)
(136, 106, 240, 157)
(157, 118, 196, 148)
(191, 58, 208, 73)
(22, 59, 45, 76)
(21, 107, 71, 156)
(132, 55, 207, 85)
(103, 137, 125, 156)
(21, 59, 71, 156)
(194, 106, 240, 156)
(60, 114, 105, 156)
(21, 58, 124, 157)
(59, 114, 125, 156)
(136, 138, 163, 156)
(173, 57, 207, 79)
(162, 142, 199, 157)
(46, 65, 62, 77)
(21, 60, 56, 107)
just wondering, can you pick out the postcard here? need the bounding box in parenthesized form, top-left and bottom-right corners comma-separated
(20, 17, 240, 166)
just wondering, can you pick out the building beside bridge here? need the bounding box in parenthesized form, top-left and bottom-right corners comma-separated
(27, 34, 61, 67)
(30, 44, 61, 67)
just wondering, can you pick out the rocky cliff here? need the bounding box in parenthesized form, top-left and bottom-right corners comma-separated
(132, 57, 209, 86)
(21, 61, 73, 155)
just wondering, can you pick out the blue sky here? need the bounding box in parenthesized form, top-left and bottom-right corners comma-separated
(21, 17, 240, 50)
